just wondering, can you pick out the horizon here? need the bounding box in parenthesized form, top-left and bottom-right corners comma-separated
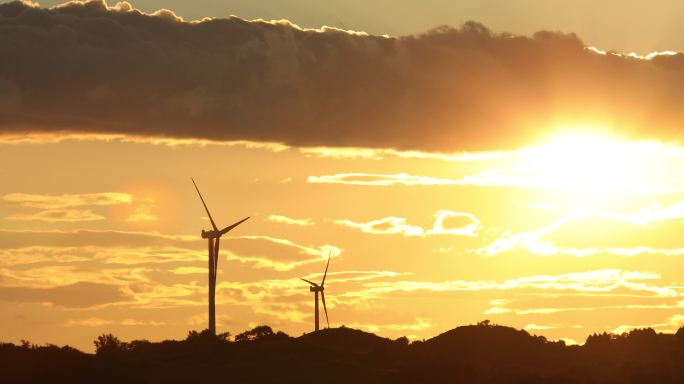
(8, 319, 682, 352)
(7, 320, 684, 383)
(3, 0, 684, 353)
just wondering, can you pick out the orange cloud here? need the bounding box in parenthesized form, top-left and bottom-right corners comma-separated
(6, 209, 105, 222)
(2, 192, 136, 222)
(0, 229, 342, 272)
(2, 192, 133, 209)
(309, 173, 464, 186)
(63, 317, 113, 327)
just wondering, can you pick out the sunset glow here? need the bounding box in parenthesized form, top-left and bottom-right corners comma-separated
(513, 131, 682, 201)
(3, 0, 684, 361)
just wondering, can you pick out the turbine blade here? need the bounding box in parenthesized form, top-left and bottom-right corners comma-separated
(300, 278, 318, 287)
(192, 178, 219, 231)
(321, 250, 331, 286)
(220, 217, 250, 236)
(321, 291, 329, 328)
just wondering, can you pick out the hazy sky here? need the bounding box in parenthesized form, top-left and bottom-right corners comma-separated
(15, 0, 684, 53)
(3, 0, 684, 351)
(5, 132, 684, 351)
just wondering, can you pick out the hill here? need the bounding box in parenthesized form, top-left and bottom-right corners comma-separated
(3, 322, 684, 383)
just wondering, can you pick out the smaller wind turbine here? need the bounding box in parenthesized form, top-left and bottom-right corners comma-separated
(301, 252, 331, 332)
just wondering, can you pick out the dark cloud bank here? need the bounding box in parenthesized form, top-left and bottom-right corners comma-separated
(1, 0, 684, 151)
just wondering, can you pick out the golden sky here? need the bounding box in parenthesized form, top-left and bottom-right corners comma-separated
(2, 0, 684, 351)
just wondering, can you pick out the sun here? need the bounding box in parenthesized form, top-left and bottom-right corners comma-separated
(511, 129, 681, 206)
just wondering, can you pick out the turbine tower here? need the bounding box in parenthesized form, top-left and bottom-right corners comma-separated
(301, 252, 331, 332)
(192, 178, 249, 335)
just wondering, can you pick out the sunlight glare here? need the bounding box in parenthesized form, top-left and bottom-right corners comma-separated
(513, 130, 683, 204)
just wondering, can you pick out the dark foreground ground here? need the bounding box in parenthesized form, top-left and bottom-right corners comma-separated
(3, 322, 684, 383)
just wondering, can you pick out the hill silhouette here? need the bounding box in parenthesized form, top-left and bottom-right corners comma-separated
(3, 322, 684, 383)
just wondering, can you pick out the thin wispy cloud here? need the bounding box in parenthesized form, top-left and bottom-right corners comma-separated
(300, 147, 501, 162)
(484, 299, 684, 316)
(330, 210, 480, 237)
(227, 235, 341, 271)
(332, 217, 425, 237)
(2, 192, 133, 209)
(344, 318, 433, 334)
(265, 214, 314, 227)
(6, 209, 105, 222)
(478, 202, 684, 257)
(0, 281, 129, 309)
(1, 192, 159, 223)
(63, 317, 113, 327)
(125, 198, 160, 222)
(343, 269, 678, 300)
(0, 229, 341, 272)
(308, 173, 464, 186)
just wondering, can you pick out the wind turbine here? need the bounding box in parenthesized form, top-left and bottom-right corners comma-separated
(192, 178, 249, 335)
(301, 252, 331, 332)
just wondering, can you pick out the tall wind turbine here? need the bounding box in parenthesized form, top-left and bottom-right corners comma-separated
(192, 178, 249, 335)
(301, 252, 331, 332)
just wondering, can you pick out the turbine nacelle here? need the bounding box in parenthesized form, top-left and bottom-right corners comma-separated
(201, 217, 250, 239)
(309, 285, 323, 293)
(201, 229, 221, 239)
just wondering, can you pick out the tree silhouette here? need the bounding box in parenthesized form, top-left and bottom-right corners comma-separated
(186, 329, 230, 342)
(94, 333, 127, 356)
(2, 324, 684, 383)
(234, 325, 289, 342)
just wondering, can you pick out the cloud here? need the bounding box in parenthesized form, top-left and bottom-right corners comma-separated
(344, 318, 433, 334)
(344, 269, 679, 301)
(212, 270, 404, 324)
(300, 147, 501, 162)
(3, 1, 684, 152)
(427, 210, 480, 236)
(330, 210, 480, 237)
(217, 271, 398, 302)
(332, 216, 426, 237)
(63, 317, 114, 327)
(225, 235, 341, 271)
(1, 192, 139, 222)
(0, 282, 128, 308)
(125, 202, 160, 223)
(0, 229, 196, 249)
(120, 318, 166, 326)
(308, 173, 465, 186)
(0, 229, 340, 271)
(6, 209, 105, 222)
(478, 203, 684, 257)
(265, 214, 314, 227)
(2, 192, 133, 209)
(308, 162, 684, 194)
(523, 323, 558, 331)
(169, 266, 206, 275)
(485, 299, 684, 316)
(0, 230, 376, 318)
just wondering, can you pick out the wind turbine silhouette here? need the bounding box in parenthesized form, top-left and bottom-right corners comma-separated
(301, 252, 331, 332)
(192, 178, 249, 335)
